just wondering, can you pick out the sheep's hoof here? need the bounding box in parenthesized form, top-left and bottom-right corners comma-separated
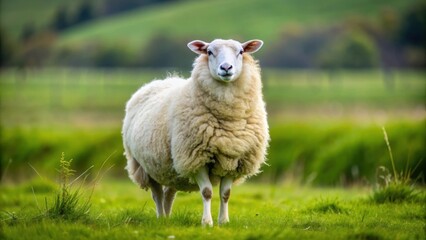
(201, 218, 213, 227)
(218, 217, 230, 225)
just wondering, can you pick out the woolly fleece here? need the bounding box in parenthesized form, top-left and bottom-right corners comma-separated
(123, 53, 269, 191)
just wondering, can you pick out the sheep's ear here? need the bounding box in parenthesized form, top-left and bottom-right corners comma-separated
(242, 40, 263, 54)
(187, 40, 209, 55)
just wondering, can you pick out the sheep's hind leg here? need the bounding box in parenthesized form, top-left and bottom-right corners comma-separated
(218, 176, 233, 224)
(163, 187, 177, 217)
(149, 177, 165, 217)
(195, 166, 213, 227)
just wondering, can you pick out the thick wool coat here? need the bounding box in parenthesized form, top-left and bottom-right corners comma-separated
(122, 54, 269, 191)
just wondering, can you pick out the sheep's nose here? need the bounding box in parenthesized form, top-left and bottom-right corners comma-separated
(220, 63, 233, 72)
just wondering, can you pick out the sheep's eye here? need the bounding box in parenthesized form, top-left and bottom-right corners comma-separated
(239, 50, 244, 55)
(207, 50, 213, 56)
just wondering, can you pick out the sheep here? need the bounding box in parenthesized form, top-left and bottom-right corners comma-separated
(122, 39, 269, 226)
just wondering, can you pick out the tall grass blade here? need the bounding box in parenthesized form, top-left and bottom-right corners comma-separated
(382, 127, 398, 183)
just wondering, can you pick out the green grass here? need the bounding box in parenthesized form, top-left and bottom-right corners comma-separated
(1, 178, 425, 239)
(1, 69, 424, 185)
(0, 120, 423, 184)
(0, 68, 162, 127)
(372, 183, 419, 204)
(0, 69, 424, 127)
(269, 120, 425, 184)
(55, 0, 421, 50)
(370, 127, 423, 204)
(44, 153, 92, 220)
(264, 70, 425, 111)
(1, 120, 424, 185)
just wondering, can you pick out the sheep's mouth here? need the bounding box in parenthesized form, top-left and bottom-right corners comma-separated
(218, 73, 233, 81)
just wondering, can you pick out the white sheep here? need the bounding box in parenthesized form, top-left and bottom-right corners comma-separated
(122, 39, 269, 226)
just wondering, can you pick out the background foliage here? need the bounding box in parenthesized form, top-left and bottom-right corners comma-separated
(1, 0, 425, 69)
(0, 0, 424, 185)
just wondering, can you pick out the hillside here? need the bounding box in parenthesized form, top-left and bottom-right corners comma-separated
(56, 0, 421, 50)
(0, 0, 101, 38)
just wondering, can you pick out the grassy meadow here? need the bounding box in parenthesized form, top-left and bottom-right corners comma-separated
(1, 178, 425, 240)
(1, 69, 425, 182)
(0, 68, 425, 239)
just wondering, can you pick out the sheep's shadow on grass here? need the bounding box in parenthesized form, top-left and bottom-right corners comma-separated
(348, 232, 384, 240)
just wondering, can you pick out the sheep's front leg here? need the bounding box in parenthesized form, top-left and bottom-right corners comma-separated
(219, 176, 233, 224)
(195, 166, 213, 227)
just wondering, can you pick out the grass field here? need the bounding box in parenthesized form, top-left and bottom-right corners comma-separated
(0, 68, 425, 238)
(1, 177, 425, 240)
(1, 68, 424, 127)
(0, 68, 424, 184)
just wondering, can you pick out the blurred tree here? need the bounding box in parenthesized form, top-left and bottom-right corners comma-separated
(74, 1, 95, 25)
(138, 34, 193, 68)
(102, 0, 177, 16)
(379, 7, 400, 38)
(20, 23, 36, 42)
(93, 44, 133, 67)
(52, 44, 97, 67)
(398, 3, 426, 68)
(0, 28, 16, 67)
(374, 9, 404, 68)
(103, 0, 149, 15)
(262, 26, 336, 68)
(51, 6, 70, 31)
(317, 30, 379, 69)
(398, 3, 426, 48)
(18, 32, 56, 68)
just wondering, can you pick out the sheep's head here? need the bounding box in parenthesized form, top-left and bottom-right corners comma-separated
(188, 39, 263, 82)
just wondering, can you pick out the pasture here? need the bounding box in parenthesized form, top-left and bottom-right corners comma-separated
(0, 69, 424, 181)
(0, 177, 424, 240)
(0, 69, 425, 239)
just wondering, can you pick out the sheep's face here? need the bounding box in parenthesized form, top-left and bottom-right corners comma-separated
(188, 39, 263, 83)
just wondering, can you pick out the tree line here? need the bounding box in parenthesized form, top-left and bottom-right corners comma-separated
(1, 1, 424, 69)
